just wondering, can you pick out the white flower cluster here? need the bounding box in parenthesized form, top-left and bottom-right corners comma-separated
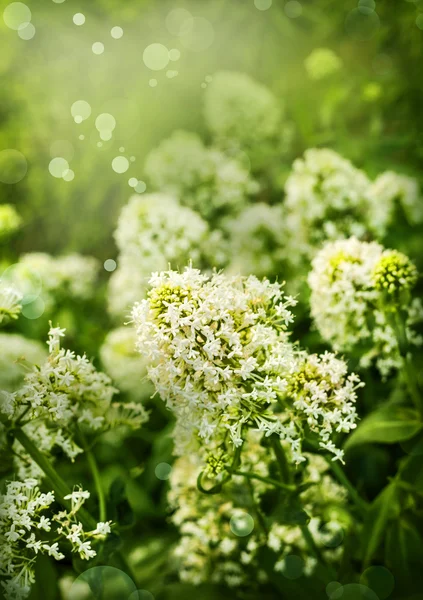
(133, 267, 360, 463)
(223, 203, 285, 278)
(17, 253, 99, 312)
(109, 194, 224, 319)
(283, 149, 373, 265)
(0, 285, 22, 325)
(367, 170, 423, 232)
(168, 445, 350, 588)
(100, 326, 153, 400)
(304, 48, 342, 81)
(0, 333, 47, 391)
(283, 149, 423, 270)
(0, 480, 110, 600)
(204, 71, 281, 153)
(284, 352, 362, 462)
(1, 326, 148, 474)
(0, 204, 21, 240)
(308, 237, 423, 376)
(144, 130, 258, 221)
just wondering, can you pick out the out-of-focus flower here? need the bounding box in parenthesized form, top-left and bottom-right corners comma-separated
(0, 333, 47, 391)
(0, 204, 21, 240)
(223, 203, 285, 278)
(204, 71, 281, 153)
(100, 326, 153, 400)
(304, 48, 342, 81)
(0, 285, 22, 325)
(109, 194, 226, 319)
(144, 130, 258, 221)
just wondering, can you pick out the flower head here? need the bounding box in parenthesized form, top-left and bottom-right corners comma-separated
(372, 250, 418, 303)
(0, 285, 23, 325)
(304, 48, 342, 80)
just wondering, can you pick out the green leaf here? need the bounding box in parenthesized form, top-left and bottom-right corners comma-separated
(361, 481, 401, 567)
(385, 517, 423, 591)
(345, 405, 422, 450)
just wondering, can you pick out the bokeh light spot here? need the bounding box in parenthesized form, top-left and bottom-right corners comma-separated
(104, 259, 117, 272)
(360, 566, 395, 599)
(416, 14, 423, 30)
(284, 1, 302, 18)
(22, 296, 45, 320)
(49, 157, 69, 179)
(345, 8, 380, 40)
(329, 584, 379, 600)
(165, 8, 192, 36)
(281, 554, 304, 579)
(143, 43, 170, 70)
(155, 462, 172, 480)
(112, 156, 129, 174)
(63, 169, 74, 182)
(134, 180, 146, 193)
(1, 263, 42, 305)
(168, 48, 180, 61)
(128, 591, 154, 600)
(68, 566, 136, 600)
(149, 78, 158, 87)
(254, 0, 272, 10)
(128, 177, 138, 187)
(230, 512, 254, 536)
(326, 581, 343, 598)
(92, 42, 105, 55)
(17, 22, 35, 40)
(179, 17, 214, 52)
(3, 2, 31, 30)
(111, 26, 123, 39)
(71, 100, 91, 123)
(0, 149, 27, 184)
(73, 13, 85, 26)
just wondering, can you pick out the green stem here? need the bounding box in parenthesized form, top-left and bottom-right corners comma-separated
(13, 427, 138, 584)
(13, 428, 97, 530)
(270, 436, 292, 483)
(79, 430, 107, 523)
(328, 459, 369, 515)
(230, 469, 296, 492)
(392, 309, 423, 416)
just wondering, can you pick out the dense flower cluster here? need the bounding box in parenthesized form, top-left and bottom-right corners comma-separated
(168, 444, 350, 588)
(100, 326, 153, 400)
(0, 204, 21, 240)
(308, 237, 423, 376)
(283, 149, 374, 265)
(304, 48, 343, 80)
(0, 333, 47, 391)
(0, 480, 110, 600)
(144, 130, 258, 221)
(223, 203, 285, 278)
(109, 194, 223, 318)
(1, 326, 148, 477)
(204, 71, 282, 154)
(0, 285, 22, 325)
(133, 267, 360, 463)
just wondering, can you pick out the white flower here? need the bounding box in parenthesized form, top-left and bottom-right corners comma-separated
(0, 284, 22, 325)
(132, 266, 297, 457)
(308, 237, 423, 376)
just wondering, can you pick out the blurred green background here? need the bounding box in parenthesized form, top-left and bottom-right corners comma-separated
(2, 1, 423, 598)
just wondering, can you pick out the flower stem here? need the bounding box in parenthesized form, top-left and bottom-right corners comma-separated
(392, 309, 423, 417)
(270, 435, 292, 483)
(327, 459, 369, 515)
(79, 430, 107, 523)
(13, 427, 97, 530)
(230, 469, 296, 492)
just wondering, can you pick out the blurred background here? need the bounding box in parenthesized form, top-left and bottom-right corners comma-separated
(1, 0, 423, 598)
